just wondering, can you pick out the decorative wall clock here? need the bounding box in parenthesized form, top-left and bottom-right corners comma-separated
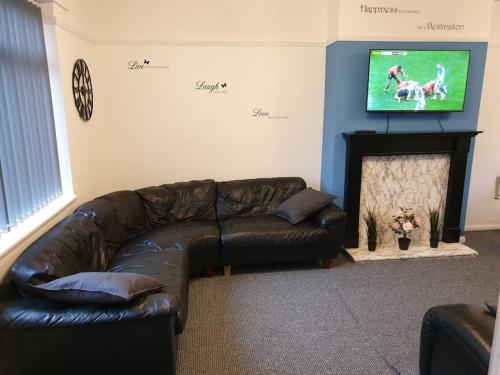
(72, 59, 93, 121)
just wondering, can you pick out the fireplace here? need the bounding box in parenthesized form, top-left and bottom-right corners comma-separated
(359, 154, 450, 247)
(343, 131, 481, 248)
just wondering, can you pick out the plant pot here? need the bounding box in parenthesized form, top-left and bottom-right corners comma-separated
(430, 239, 439, 248)
(398, 237, 411, 250)
(368, 241, 377, 251)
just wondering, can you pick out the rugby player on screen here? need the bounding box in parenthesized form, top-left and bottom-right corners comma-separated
(394, 81, 410, 102)
(422, 80, 436, 97)
(413, 83, 426, 111)
(384, 65, 408, 93)
(432, 63, 447, 100)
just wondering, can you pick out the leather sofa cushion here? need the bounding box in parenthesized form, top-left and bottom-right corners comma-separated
(136, 179, 216, 226)
(217, 177, 306, 220)
(75, 198, 129, 254)
(108, 250, 186, 288)
(107, 236, 189, 333)
(114, 220, 219, 276)
(10, 214, 109, 298)
(175, 221, 220, 274)
(115, 221, 219, 258)
(96, 190, 149, 236)
(219, 215, 330, 250)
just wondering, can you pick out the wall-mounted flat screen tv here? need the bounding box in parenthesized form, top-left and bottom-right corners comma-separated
(366, 49, 470, 112)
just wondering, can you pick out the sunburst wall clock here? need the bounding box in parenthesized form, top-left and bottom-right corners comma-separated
(72, 59, 93, 121)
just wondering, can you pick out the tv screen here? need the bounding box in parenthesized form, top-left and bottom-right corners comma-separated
(366, 49, 470, 112)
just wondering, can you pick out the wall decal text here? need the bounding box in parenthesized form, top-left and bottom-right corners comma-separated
(252, 108, 289, 120)
(195, 81, 228, 94)
(128, 59, 169, 70)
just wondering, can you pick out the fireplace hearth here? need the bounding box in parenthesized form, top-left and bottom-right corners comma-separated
(343, 131, 481, 249)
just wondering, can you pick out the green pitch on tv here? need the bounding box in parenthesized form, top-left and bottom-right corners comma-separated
(366, 50, 470, 112)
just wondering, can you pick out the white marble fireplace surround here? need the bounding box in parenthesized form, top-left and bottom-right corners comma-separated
(359, 154, 450, 248)
(346, 242, 478, 262)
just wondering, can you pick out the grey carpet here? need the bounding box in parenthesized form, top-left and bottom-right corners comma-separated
(177, 231, 500, 375)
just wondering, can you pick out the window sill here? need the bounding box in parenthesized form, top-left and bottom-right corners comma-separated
(0, 194, 76, 259)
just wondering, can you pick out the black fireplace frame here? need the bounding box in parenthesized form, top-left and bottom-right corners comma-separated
(343, 131, 481, 248)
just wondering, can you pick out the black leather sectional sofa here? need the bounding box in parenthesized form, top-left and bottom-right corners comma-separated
(0, 177, 346, 375)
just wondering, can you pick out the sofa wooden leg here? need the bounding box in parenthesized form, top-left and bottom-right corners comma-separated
(224, 266, 231, 276)
(206, 266, 214, 278)
(322, 258, 332, 269)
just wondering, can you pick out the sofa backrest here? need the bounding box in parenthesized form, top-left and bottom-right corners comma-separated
(96, 190, 150, 236)
(216, 177, 306, 220)
(136, 179, 216, 226)
(10, 213, 109, 298)
(75, 198, 129, 254)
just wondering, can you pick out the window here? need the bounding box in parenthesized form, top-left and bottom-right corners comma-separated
(0, 0, 63, 237)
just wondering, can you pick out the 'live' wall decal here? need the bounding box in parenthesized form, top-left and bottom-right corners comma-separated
(128, 59, 169, 70)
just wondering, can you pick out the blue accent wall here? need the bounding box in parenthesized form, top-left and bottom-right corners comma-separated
(321, 41, 487, 231)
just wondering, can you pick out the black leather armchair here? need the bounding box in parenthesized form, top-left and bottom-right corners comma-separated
(420, 304, 496, 375)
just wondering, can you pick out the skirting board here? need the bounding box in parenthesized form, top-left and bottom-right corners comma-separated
(465, 224, 500, 231)
(345, 242, 478, 262)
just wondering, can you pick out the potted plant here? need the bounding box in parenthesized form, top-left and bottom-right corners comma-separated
(363, 208, 378, 251)
(428, 208, 440, 248)
(390, 207, 419, 250)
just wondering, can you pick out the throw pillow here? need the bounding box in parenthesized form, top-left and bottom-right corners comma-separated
(272, 188, 336, 224)
(31, 272, 163, 305)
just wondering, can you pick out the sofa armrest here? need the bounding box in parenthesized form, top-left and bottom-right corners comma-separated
(0, 293, 179, 375)
(0, 292, 178, 331)
(420, 304, 495, 375)
(314, 203, 346, 231)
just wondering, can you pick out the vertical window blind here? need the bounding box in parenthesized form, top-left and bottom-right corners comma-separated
(0, 0, 62, 236)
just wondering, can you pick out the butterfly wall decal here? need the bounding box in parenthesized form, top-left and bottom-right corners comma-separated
(221, 83, 227, 88)
(144, 60, 150, 65)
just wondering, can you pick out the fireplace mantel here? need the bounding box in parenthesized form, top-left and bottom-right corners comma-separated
(343, 131, 482, 248)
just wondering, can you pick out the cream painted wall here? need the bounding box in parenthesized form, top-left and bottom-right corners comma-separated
(40, 0, 91, 37)
(326, 0, 340, 44)
(80, 1, 328, 197)
(84, 0, 328, 191)
(92, 45, 325, 191)
(88, 0, 494, 45)
(338, 0, 492, 41)
(89, 0, 327, 44)
(465, 3, 500, 230)
(491, 2, 500, 41)
(54, 27, 105, 201)
(47, 0, 328, 198)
